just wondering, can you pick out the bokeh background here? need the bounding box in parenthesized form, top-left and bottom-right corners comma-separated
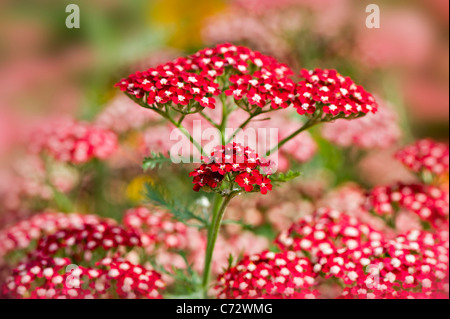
(0, 0, 449, 298)
(0, 0, 448, 224)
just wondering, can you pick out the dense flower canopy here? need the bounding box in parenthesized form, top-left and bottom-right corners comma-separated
(338, 230, 449, 299)
(2, 257, 165, 299)
(189, 143, 273, 194)
(275, 208, 383, 260)
(321, 100, 401, 149)
(272, 208, 449, 299)
(34, 222, 141, 261)
(216, 250, 318, 299)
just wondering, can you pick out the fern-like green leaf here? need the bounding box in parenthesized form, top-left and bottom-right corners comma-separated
(142, 152, 172, 171)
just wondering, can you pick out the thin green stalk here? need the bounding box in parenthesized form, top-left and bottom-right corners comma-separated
(164, 112, 206, 157)
(219, 94, 229, 144)
(202, 194, 234, 297)
(199, 112, 220, 129)
(266, 109, 323, 156)
(128, 94, 206, 156)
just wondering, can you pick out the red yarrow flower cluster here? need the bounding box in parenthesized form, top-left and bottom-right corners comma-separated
(395, 139, 449, 177)
(2, 257, 165, 299)
(293, 69, 378, 117)
(366, 183, 449, 228)
(189, 143, 273, 194)
(275, 208, 383, 261)
(2, 257, 98, 299)
(123, 206, 188, 250)
(34, 222, 141, 262)
(30, 117, 118, 164)
(216, 251, 318, 299)
(116, 43, 294, 112)
(224, 72, 296, 110)
(337, 230, 449, 299)
(0, 213, 115, 260)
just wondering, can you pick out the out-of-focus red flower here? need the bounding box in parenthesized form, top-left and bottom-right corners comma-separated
(322, 99, 401, 149)
(29, 117, 118, 164)
(395, 139, 449, 178)
(276, 208, 383, 260)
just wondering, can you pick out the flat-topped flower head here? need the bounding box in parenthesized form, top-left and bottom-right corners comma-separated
(215, 250, 318, 299)
(116, 43, 295, 114)
(366, 183, 449, 228)
(2, 257, 99, 299)
(2, 257, 165, 299)
(189, 143, 273, 194)
(275, 208, 383, 261)
(395, 139, 449, 178)
(34, 222, 141, 262)
(293, 69, 378, 119)
(338, 230, 449, 299)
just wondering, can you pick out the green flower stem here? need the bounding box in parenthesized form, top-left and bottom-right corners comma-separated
(128, 94, 206, 157)
(226, 111, 261, 144)
(202, 193, 234, 297)
(266, 109, 323, 157)
(266, 118, 317, 157)
(165, 113, 206, 157)
(199, 112, 220, 129)
(226, 107, 279, 144)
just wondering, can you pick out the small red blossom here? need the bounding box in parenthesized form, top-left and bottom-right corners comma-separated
(189, 143, 273, 194)
(116, 43, 295, 113)
(96, 258, 165, 299)
(0, 213, 115, 260)
(123, 207, 188, 250)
